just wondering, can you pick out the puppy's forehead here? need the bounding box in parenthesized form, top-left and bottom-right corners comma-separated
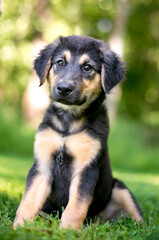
(54, 37, 102, 66)
(55, 48, 99, 63)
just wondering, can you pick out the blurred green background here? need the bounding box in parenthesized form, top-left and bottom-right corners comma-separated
(0, 0, 159, 174)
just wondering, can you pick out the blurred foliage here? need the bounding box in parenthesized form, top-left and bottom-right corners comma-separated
(0, 0, 35, 108)
(0, 106, 35, 156)
(0, 0, 159, 125)
(122, 0, 159, 122)
(1, 0, 159, 120)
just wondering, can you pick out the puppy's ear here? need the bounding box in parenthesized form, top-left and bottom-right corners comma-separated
(34, 40, 59, 86)
(100, 43, 125, 93)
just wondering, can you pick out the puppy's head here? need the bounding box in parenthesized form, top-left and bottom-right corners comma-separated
(34, 35, 125, 108)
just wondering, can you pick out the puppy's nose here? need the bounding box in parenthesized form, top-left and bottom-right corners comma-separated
(57, 82, 74, 96)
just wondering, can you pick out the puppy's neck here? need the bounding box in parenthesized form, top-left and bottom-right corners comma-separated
(51, 92, 106, 135)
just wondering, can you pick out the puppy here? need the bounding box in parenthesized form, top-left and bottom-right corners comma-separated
(13, 35, 143, 230)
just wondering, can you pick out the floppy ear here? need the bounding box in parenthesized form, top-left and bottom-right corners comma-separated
(100, 43, 125, 93)
(34, 40, 60, 86)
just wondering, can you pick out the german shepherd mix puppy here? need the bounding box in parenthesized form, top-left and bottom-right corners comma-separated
(13, 36, 143, 230)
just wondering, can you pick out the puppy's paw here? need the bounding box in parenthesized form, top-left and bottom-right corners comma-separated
(13, 214, 34, 230)
(59, 221, 76, 230)
(13, 216, 24, 230)
(60, 214, 81, 230)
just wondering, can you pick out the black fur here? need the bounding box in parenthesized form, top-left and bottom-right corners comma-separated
(25, 163, 38, 191)
(101, 46, 125, 93)
(34, 40, 60, 85)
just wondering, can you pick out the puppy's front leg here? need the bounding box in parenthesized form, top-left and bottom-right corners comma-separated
(13, 167, 51, 229)
(13, 128, 62, 229)
(60, 175, 89, 230)
(60, 164, 99, 230)
(60, 132, 101, 229)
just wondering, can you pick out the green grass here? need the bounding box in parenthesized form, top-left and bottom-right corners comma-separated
(0, 154, 159, 240)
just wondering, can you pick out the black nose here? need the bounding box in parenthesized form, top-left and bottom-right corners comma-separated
(57, 82, 74, 96)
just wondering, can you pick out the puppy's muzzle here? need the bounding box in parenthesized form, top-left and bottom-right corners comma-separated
(56, 82, 74, 97)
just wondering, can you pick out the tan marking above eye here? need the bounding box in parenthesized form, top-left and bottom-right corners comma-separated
(79, 54, 90, 65)
(63, 50, 71, 62)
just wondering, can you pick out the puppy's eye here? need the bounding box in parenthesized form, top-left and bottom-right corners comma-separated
(83, 64, 92, 72)
(57, 60, 64, 67)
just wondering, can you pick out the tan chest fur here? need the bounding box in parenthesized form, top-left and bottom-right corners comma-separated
(34, 127, 101, 172)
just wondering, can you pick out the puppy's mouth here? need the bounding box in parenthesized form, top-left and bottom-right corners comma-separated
(55, 98, 87, 106)
(52, 92, 87, 106)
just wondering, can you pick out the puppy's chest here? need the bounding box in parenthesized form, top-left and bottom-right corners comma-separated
(35, 123, 101, 206)
(35, 125, 101, 173)
(51, 145, 72, 206)
(49, 131, 100, 206)
(52, 141, 73, 178)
